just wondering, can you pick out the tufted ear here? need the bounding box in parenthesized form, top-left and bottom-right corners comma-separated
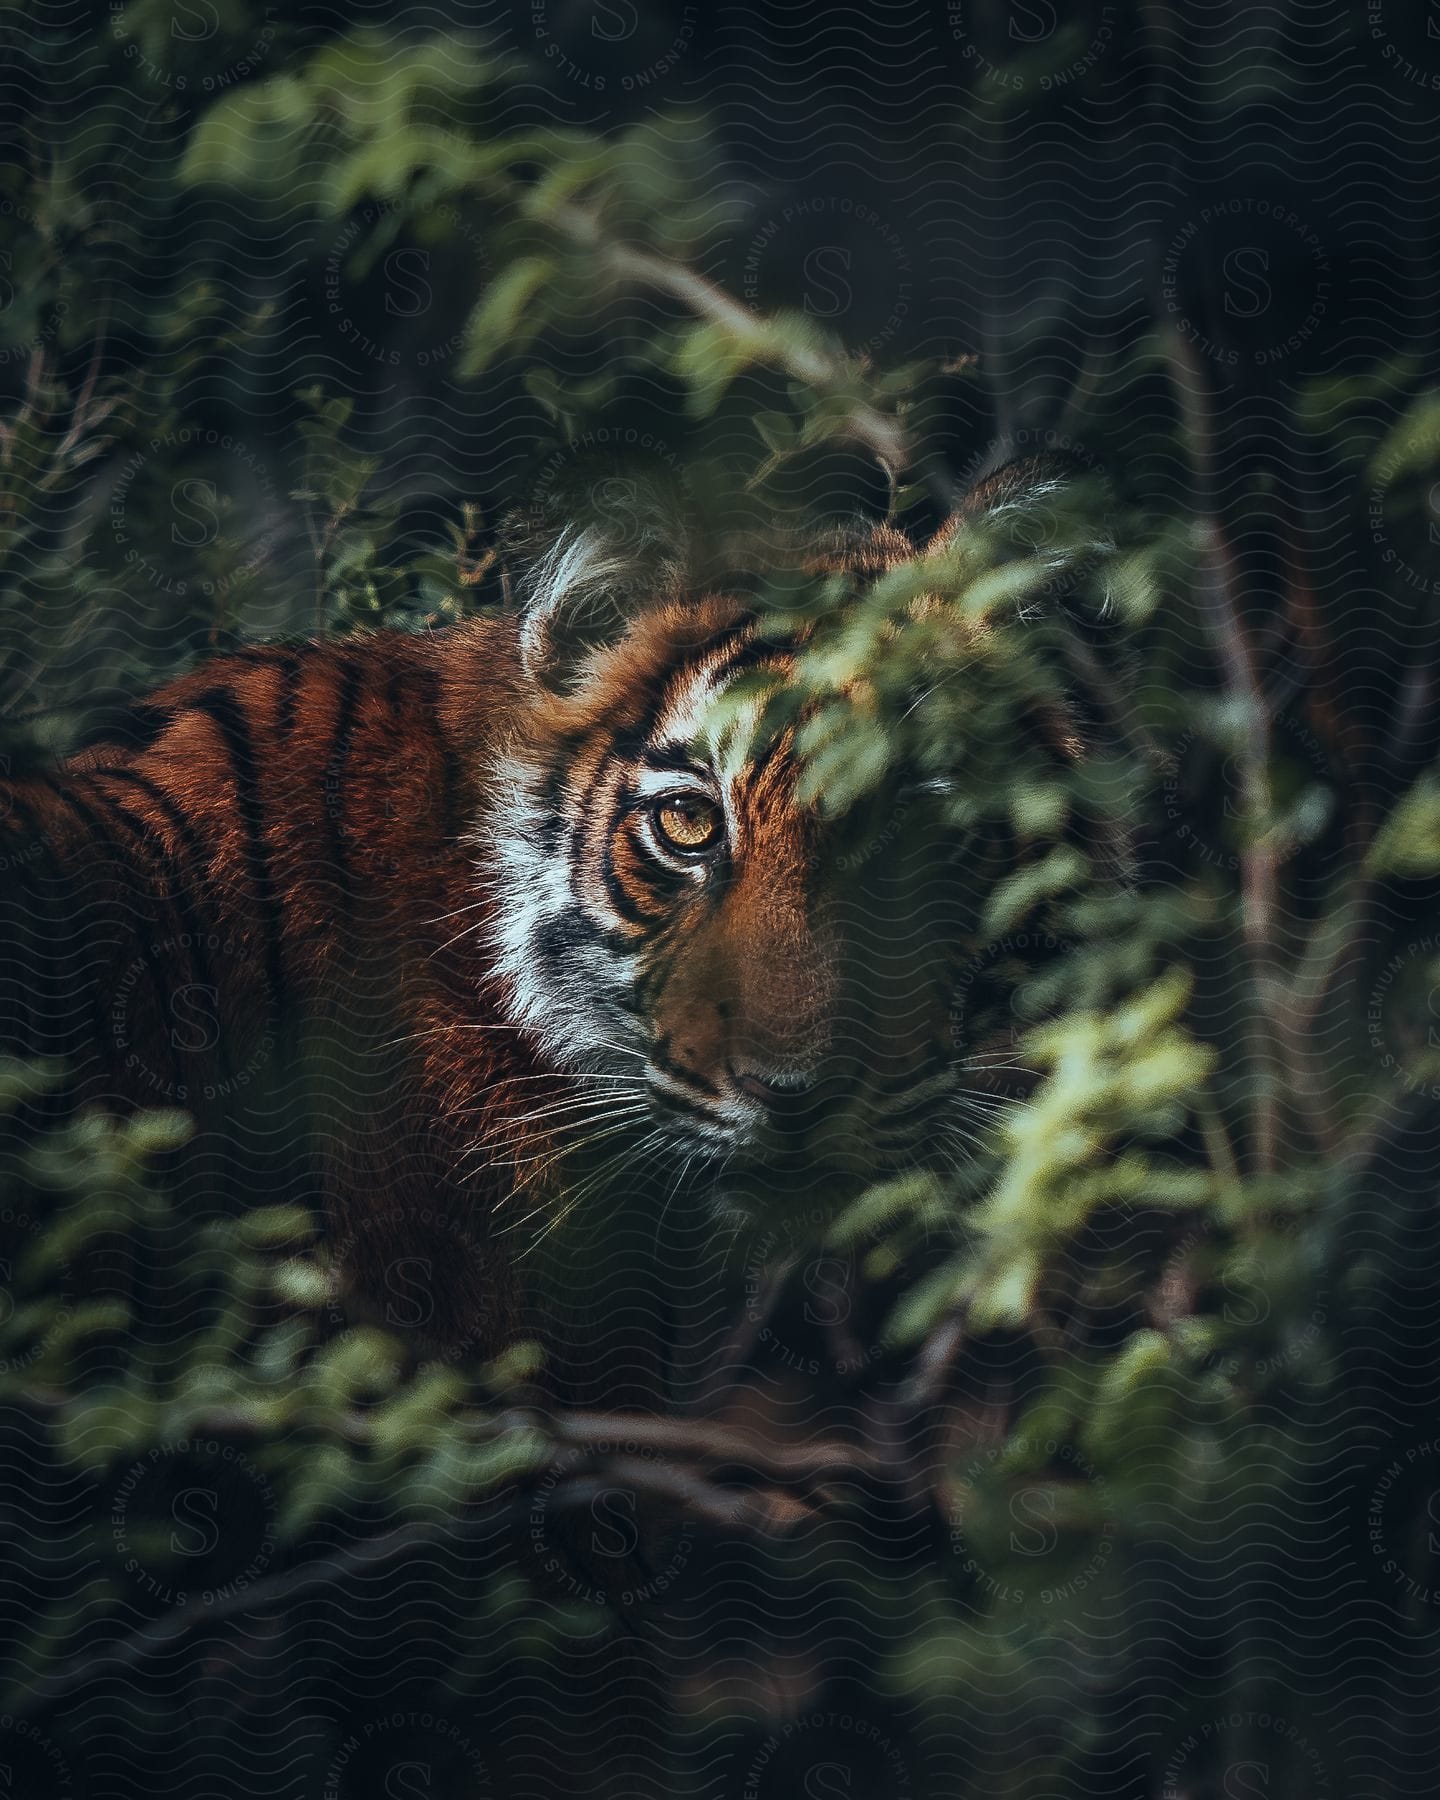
(927, 454, 1116, 615)
(516, 525, 640, 690)
(511, 472, 692, 692)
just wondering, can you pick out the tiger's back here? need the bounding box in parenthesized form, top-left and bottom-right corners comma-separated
(1, 621, 558, 1349)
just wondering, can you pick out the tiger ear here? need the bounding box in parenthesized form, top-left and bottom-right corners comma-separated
(516, 524, 648, 691)
(512, 473, 692, 691)
(927, 454, 1116, 613)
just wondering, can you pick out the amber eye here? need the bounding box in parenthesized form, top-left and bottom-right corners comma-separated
(652, 792, 725, 856)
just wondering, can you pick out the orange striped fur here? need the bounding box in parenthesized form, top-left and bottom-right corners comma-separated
(0, 487, 1090, 1357)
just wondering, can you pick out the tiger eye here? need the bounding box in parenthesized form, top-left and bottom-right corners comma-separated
(654, 793, 724, 855)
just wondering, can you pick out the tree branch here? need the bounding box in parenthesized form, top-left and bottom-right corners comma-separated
(549, 203, 912, 477)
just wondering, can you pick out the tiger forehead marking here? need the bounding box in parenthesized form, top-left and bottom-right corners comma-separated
(487, 604, 807, 1076)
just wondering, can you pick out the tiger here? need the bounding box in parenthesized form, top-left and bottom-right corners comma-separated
(0, 462, 1096, 1369)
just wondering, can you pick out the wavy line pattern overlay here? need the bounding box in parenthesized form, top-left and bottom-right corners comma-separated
(0, 3, 1437, 1797)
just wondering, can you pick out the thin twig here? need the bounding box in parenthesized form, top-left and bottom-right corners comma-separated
(12, 1386, 876, 1482)
(548, 203, 912, 477)
(1168, 328, 1284, 1170)
(7, 1405, 877, 1714)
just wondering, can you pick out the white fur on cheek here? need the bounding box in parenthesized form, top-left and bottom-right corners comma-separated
(477, 754, 644, 1071)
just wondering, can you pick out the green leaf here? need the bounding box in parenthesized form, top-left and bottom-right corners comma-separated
(462, 257, 558, 375)
(754, 410, 796, 454)
(1365, 771, 1440, 876)
(981, 846, 1088, 936)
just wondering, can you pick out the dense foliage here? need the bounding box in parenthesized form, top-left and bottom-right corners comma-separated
(2, 4, 1438, 1796)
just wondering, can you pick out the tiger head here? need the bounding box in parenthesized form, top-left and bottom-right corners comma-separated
(487, 471, 1106, 1181)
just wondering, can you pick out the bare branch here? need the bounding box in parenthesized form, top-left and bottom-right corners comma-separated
(549, 203, 911, 477)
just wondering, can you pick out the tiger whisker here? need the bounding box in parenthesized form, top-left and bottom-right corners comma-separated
(465, 1073, 647, 1103)
(952, 1110, 1025, 1131)
(475, 1079, 649, 1120)
(460, 1068, 646, 1106)
(480, 1140, 632, 1213)
(485, 1093, 650, 1134)
(471, 1065, 640, 1080)
(936, 1119, 1001, 1156)
(455, 1110, 646, 1177)
(367, 1022, 540, 1058)
(654, 1146, 701, 1247)
(428, 917, 494, 960)
(475, 1105, 649, 1184)
(504, 1126, 656, 1248)
(423, 897, 498, 929)
(374, 1022, 532, 1051)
